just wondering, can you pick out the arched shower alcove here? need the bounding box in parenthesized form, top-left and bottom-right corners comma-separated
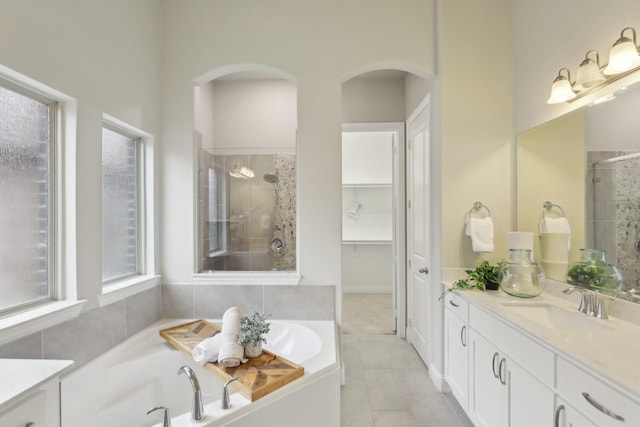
(193, 65, 298, 273)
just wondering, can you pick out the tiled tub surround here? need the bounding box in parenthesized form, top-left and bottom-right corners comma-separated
(0, 283, 334, 366)
(162, 283, 335, 320)
(0, 285, 162, 366)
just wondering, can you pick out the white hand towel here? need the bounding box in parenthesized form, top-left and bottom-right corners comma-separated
(465, 216, 495, 252)
(540, 216, 571, 234)
(539, 217, 571, 249)
(217, 332, 246, 368)
(192, 334, 222, 365)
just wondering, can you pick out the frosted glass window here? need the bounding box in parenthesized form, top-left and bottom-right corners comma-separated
(102, 127, 139, 282)
(0, 85, 53, 312)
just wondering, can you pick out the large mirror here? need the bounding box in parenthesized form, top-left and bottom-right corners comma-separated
(517, 82, 640, 303)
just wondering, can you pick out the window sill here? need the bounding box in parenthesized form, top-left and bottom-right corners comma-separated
(192, 271, 301, 285)
(0, 300, 86, 347)
(98, 274, 161, 307)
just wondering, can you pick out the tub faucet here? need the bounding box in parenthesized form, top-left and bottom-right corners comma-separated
(146, 406, 171, 427)
(222, 378, 240, 409)
(177, 365, 205, 422)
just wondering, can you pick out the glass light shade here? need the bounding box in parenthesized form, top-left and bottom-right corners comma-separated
(575, 59, 605, 91)
(547, 78, 576, 104)
(603, 38, 640, 75)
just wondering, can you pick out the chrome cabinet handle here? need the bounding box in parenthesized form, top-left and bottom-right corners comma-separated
(498, 358, 507, 385)
(449, 299, 460, 308)
(492, 352, 499, 378)
(554, 405, 564, 427)
(419, 267, 429, 274)
(582, 392, 625, 422)
(460, 325, 466, 347)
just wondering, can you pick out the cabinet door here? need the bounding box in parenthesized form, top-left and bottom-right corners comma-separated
(444, 309, 469, 411)
(0, 389, 50, 427)
(469, 330, 508, 427)
(509, 360, 554, 427)
(554, 398, 598, 427)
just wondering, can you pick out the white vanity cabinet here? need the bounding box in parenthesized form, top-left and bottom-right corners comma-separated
(0, 359, 73, 427)
(466, 299, 555, 427)
(554, 398, 598, 427)
(444, 292, 469, 411)
(0, 379, 59, 427)
(556, 357, 640, 427)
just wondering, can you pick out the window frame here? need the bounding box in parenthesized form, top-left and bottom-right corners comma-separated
(0, 77, 59, 314)
(101, 123, 145, 283)
(0, 64, 85, 346)
(98, 114, 158, 305)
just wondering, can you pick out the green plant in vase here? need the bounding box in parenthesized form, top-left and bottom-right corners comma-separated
(237, 312, 271, 358)
(440, 260, 504, 299)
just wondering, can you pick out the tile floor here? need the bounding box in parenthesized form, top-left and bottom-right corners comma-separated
(341, 294, 474, 427)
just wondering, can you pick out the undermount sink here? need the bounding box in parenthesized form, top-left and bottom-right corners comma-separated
(500, 302, 614, 331)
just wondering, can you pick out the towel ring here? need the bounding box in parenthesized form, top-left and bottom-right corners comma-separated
(543, 201, 565, 217)
(468, 201, 491, 218)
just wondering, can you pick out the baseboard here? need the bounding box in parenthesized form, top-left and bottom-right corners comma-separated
(427, 361, 450, 392)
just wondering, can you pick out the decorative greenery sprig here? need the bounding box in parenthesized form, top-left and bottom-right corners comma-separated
(440, 260, 504, 300)
(237, 312, 271, 346)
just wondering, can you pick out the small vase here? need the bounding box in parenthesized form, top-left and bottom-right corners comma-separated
(499, 249, 546, 298)
(567, 249, 622, 291)
(244, 341, 262, 358)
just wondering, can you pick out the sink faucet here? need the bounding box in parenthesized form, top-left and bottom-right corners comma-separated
(222, 378, 240, 410)
(177, 365, 205, 422)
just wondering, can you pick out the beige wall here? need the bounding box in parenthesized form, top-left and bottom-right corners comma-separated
(517, 110, 586, 262)
(440, 0, 514, 269)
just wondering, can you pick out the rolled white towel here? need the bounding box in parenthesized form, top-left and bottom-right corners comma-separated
(217, 332, 246, 368)
(192, 334, 222, 365)
(222, 307, 242, 336)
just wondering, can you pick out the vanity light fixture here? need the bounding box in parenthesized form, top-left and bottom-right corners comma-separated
(547, 68, 576, 103)
(603, 27, 640, 75)
(575, 50, 605, 91)
(547, 26, 640, 104)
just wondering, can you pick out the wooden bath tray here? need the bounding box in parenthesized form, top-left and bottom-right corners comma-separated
(159, 319, 304, 401)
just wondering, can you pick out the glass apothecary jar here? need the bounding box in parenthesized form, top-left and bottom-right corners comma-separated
(499, 249, 546, 298)
(567, 249, 622, 291)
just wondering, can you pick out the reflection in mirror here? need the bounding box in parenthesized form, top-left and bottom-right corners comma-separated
(195, 72, 297, 272)
(517, 82, 640, 303)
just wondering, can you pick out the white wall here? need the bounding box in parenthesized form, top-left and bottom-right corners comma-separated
(0, 0, 162, 310)
(159, 0, 436, 288)
(514, 0, 640, 134)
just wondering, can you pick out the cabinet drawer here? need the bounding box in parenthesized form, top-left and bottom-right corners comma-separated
(557, 357, 640, 427)
(470, 304, 554, 387)
(444, 292, 468, 322)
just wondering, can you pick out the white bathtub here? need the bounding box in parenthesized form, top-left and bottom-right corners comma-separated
(60, 319, 340, 427)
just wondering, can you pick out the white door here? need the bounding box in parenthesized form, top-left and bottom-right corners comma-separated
(406, 97, 430, 363)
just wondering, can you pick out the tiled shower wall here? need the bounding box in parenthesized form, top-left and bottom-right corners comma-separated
(588, 151, 640, 289)
(0, 283, 334, 369)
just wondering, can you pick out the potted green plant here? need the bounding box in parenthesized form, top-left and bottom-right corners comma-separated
(440, 260, 504, 299)
(237, 312, 271, 358)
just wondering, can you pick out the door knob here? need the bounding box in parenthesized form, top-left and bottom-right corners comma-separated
(419, 267, 429, 274)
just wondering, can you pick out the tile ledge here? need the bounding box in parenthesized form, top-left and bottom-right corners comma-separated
(192, 272, 301, 285)
(98, 275, 161, 307)
(0, 300, 86, 347)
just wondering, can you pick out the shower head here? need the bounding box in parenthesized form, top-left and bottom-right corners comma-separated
(263, 172, 279, 184)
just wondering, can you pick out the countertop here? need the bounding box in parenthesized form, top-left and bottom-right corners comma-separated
(0, 358, 74, 413)
(447, 285, 640, 401)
